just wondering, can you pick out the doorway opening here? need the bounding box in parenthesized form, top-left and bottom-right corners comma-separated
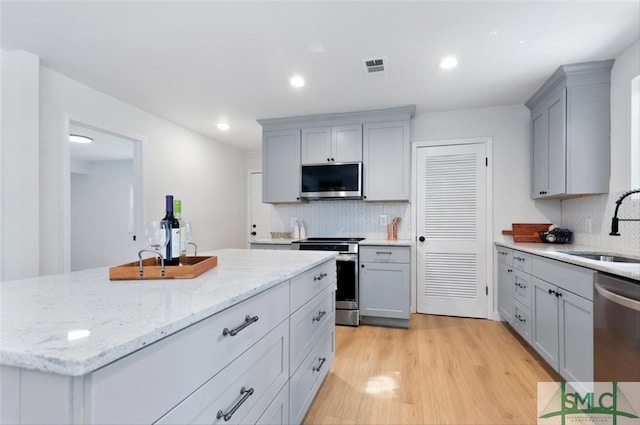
(65, 120, 144, 271)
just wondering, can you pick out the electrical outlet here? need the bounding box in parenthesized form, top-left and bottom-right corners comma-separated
(379, 214, 387, 226)
(291, 217, 298, 228)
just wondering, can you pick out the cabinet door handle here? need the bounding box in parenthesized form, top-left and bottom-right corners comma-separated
(507, 269, 513, 273)
(312, 310, 327, 323)
(376, 251, 392, 255)
(216, 387, 254, 422)
(222, 315, 259, 337)
(555, 291, 562, 298)
(313, 272, 328, 281)
(312, 357, 327, 372)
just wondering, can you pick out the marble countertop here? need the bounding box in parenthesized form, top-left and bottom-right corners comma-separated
(0, 249, 335, 377)
(360, 239, 412, 247)
(495, 241, 640, 281)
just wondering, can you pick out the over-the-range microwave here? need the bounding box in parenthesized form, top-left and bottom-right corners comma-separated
(300, 162, 363, 200)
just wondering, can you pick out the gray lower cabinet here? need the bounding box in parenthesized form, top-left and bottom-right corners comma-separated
(359, 245, 410, 328)
(496, 247, 513, 322)
(262, 129, 302, 203)
(250, 243, 291, 250)
(500, 247, 595, 383)
(1, 260, 336, 425)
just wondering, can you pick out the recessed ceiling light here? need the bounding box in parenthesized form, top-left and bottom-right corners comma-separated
(290, 76, 305, 88)
(439, 56, 458, 70)
(69, 134, 93, 143)
(217, 122, 231, 131)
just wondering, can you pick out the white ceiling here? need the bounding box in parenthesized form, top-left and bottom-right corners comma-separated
(2, 1, 639, 152)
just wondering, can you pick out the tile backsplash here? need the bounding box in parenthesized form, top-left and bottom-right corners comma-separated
(272, 201, 412, 240)
(562, 190, 640, 255)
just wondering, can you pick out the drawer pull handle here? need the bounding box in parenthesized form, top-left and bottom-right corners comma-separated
(515, 282, 527, 289)
(216, 386, 254, 422)
(223, 315, 259, 337)
(515, 314, 526, 323)
(312, 310, 327, 323)
(376, 251, 392, 255)
(312, 357, 327, 372)
(313, 272, 328, 281)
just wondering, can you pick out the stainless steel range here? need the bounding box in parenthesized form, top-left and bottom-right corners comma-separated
(292, 237, 364, 326)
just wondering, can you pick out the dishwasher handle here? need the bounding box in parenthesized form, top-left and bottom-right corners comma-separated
(595, 283, 640, 311)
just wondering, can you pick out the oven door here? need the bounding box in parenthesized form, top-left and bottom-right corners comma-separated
(335, 253, 358, 310)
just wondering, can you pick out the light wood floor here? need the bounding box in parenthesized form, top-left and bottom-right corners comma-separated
(303, 314, 560, 425)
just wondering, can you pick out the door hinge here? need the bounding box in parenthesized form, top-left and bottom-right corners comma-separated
(485, 157, 488, 167)
(485, 286, 488, 295)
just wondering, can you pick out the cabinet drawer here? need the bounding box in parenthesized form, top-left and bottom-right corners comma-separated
(289, 321, 335, 425)
(256, 382, 289, 425)
(512, 300, 532, 344)
(90, 283, 290, 425)
(359, 246, 410, 263)
(496, 247, 513, 266)
(155, 320, 289, 425)
(512, 251, 532, 274)
(513, 269, 532, 309)
(290, 284, 335, 375)
(532, 256, 594, 301)
(290, 260, 336, 313)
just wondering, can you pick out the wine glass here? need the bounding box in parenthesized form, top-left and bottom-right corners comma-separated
(145, 220, 170, 255)
(184, 220, 198, 256)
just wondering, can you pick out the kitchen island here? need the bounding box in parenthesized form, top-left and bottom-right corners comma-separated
(1, 249, 337, 424)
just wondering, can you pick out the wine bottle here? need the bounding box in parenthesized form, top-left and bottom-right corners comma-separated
(174, 199, 187, 264)
(163, 195, 180, 266)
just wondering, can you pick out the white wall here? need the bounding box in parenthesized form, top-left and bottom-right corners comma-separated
(411, 104, 562, 238)
(38, 66, 247, 275)
(0, 50, 40, 281)
(562, 39, 640, 255)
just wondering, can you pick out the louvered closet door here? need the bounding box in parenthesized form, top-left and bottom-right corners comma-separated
(416, 143, 487, 318)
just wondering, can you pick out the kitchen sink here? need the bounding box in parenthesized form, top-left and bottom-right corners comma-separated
(559, 251, 640, 263)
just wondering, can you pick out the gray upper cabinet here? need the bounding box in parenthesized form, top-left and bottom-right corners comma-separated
(363, 120, 411, 201)
(258, 106, 415, 204)
(526, 60, 613, 200)
(301, 125, 362, 164)
(262, 129, 302, 203)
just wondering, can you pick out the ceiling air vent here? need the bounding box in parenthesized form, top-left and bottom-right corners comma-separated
(362, 57, 387, 76)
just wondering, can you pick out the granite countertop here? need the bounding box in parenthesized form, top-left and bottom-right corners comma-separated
(495, 241, 640, 281)
(0, 249, 335, 377)
(360, 239, 412, 247)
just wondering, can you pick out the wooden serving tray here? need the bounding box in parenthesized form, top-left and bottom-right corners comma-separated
(502, 223, 551, 243)
(109, 256, 217, 280)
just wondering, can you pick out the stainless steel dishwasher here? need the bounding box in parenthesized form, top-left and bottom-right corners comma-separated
(594, 272, 640, 381)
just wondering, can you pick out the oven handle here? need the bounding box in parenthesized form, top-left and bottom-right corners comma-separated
(336, 254, 357, 262)
(595, 283, 640, 311)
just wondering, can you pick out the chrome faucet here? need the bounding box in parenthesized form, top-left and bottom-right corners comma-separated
(609, 188, 640, 236)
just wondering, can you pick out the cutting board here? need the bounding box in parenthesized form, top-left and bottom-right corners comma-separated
(502, 223, 551, 243)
